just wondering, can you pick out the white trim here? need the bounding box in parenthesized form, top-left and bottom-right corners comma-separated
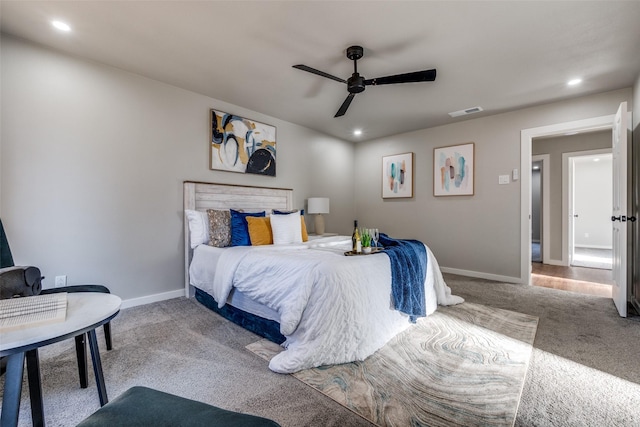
(121, 289, 184, 309)
(440, 267, 520, 284)
(543, 259, 567, 267)
(520, 114, 614, 285)
(575, 244, 613, 250)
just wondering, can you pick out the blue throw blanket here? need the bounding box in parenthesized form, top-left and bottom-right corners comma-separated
(378, 233, 427, 323)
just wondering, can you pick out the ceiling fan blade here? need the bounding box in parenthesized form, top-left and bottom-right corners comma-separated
(364, 69, 436, 86)
(334, 93, 356, 117)
(293, 65, 346, 83)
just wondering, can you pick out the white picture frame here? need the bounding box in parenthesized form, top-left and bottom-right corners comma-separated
(433, 143, 475, 196)
(382, 152, 414, 199)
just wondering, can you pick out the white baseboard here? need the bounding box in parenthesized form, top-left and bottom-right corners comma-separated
(121, 289, 184, 309)
(575, 245, 612, 250)
(440, 267, 523, 285)
(543, 259, 567, 267)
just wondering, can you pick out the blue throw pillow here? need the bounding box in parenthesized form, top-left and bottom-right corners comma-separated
(272, 209, 304, 216)
(230, 210, 266, 246)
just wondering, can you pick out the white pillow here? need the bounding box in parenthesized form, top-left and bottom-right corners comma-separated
(270, 211, 303, 245)
(185, 209, 209, 248)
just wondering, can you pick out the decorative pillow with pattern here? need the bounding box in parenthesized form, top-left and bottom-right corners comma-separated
(207, 209, 231, 247)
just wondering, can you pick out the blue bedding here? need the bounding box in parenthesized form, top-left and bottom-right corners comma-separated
(378, 233, 427, 322)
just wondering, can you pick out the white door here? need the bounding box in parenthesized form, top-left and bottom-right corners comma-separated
(612, 102, 628, 317)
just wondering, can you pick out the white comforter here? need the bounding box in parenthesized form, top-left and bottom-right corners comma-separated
(191, 236, 463, 373)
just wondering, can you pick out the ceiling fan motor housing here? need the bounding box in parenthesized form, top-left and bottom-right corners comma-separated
(348, 74, 365, 93)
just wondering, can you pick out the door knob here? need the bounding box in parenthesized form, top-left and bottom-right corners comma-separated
(612, 215, 636, 222)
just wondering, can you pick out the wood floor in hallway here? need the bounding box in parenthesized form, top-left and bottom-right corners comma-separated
(531, 262, 612, 298)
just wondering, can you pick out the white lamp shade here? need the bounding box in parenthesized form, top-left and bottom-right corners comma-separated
(307, 197, 330, 214)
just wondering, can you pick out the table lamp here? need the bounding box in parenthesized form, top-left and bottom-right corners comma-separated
(307, 197, 330, 235)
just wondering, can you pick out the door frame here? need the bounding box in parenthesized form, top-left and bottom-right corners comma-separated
(520, 115, 614, 285)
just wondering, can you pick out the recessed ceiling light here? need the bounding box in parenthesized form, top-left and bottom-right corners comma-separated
(533, 166, 540, 170)
(51, 20, 71, 32)
(593, 158, 600, 162)
(353, 129, 362, 136)
(567, 78, 582, 86)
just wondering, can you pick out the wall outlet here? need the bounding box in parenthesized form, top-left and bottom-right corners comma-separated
(55, 275, 67, 287)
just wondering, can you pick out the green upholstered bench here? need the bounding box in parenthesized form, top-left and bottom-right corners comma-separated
(77, 386, 281, 427)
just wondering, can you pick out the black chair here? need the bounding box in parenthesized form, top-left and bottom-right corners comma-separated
(0, 218, 113, 389)
(40, 284, 113, 388)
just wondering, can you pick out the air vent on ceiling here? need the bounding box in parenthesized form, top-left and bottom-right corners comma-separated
(448, 106, 484, 118)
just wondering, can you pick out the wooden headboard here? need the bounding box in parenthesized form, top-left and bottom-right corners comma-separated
(183, 181, 293, 297)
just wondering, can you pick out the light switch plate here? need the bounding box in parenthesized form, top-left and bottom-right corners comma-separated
(499, 175, 510, 185)
(512, 168, 519, 181)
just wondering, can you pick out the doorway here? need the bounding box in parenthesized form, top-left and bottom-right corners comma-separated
(568, 152, 613, 270)
(529, 133, 614, 297)
(520, 114, 615, 286)
(522, 105, 632, 314)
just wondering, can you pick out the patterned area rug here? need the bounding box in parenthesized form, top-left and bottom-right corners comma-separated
(247, 302, 538, 427)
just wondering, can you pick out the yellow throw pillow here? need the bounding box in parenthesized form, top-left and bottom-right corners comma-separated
(247, 216, 272, 245)
(301, 216, 308, 242)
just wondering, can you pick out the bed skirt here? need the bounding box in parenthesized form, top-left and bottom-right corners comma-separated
(194, 287, 286, 345)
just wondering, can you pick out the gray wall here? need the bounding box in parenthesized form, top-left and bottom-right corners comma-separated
(532, 131, 611, 260)
(0, 36, 355, 301)
(354, 89, 632, 281)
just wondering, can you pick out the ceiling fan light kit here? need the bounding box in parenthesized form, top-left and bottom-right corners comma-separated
(293, 45, 437, 117)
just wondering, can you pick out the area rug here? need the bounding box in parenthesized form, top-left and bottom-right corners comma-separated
(246, 302, 538, 427)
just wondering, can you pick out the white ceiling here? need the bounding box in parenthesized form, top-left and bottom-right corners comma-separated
(2, 1, 639, 142)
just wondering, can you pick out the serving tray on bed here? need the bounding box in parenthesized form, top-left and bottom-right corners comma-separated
(344, 247, 385, 256)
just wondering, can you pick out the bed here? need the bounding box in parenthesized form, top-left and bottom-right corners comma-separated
(183, 181, 463, 373)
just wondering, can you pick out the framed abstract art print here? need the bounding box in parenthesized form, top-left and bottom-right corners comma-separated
(382, 152, 414, 199)
(210, 109, 277, 176)
(433, 143, 474, 196)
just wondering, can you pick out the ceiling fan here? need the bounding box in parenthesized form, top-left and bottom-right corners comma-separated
(293, 45, 436, 118)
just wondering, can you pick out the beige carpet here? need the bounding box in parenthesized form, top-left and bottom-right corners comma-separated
(247, 302, 538, 427)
